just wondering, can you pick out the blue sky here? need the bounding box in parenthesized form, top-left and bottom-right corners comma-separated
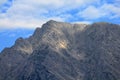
(0, 0, 120, 52)
(0, 29, 34, 51)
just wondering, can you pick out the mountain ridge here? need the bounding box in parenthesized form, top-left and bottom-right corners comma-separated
(0, 20, 120, 80)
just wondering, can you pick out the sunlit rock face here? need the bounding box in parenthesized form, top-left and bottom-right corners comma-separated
(0, 20, 120, 80)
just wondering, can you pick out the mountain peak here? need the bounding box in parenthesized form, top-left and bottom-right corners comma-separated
(47, 20, 57, 23)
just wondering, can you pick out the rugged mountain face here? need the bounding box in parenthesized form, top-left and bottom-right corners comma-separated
(0, 20, 120, 80)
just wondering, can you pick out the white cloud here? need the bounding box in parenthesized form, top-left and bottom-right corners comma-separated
(101, 4, 120, 18)
(0, 0, 119, 29)
(0, 0, 100, 29)
(0, 18, 44, 29)
(78, 3, 120, 20)
(78, 6, 107, 19)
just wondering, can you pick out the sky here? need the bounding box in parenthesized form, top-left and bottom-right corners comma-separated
(0, 0, 120, 52)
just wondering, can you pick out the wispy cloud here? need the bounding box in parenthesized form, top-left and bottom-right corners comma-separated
(77, 6, 107, 20)
(0, 0, 119, 29)
(102, 4, 120, 19)
(0, 0, 13, 13)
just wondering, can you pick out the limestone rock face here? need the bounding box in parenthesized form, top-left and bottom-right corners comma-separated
(0, 20, 120, 80)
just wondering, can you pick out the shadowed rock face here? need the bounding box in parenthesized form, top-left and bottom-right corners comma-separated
(0, 20, 120, 80)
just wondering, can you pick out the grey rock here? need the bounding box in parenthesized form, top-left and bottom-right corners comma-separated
(0, 20, 120, 80)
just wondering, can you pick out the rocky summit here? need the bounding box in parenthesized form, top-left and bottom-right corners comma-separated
(0, 20, 120, 80)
